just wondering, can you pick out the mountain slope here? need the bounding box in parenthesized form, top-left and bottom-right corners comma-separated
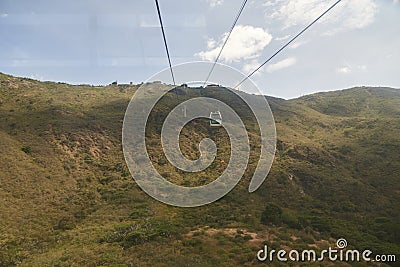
(0, 72, 399, 266)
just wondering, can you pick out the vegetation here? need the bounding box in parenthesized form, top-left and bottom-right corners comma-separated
(0, 72, 399, 266)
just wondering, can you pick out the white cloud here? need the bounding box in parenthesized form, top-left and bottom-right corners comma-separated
(266, 57, 297, 73)
(275, 34, 290, 41)
(1, 13, 8, 18)
(337, 66, 351, 74)
(242, 60, 262, 75)
(266, 0, 378, 34)
(196, 25, 272, 63)
(207, 39, 216, 49)
(263, 1, 275, 7)
(289, 40, 308, 49)
(393, 0, 399, 4)
(336, 64, 367, 74)
(207, 0, 224, 7)
(358, 65, 367, 71)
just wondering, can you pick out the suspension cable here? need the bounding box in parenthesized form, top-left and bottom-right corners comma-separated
(154, 0, 176, 85)
(234, 0, 342, 89)
(203, 0, 249, 87)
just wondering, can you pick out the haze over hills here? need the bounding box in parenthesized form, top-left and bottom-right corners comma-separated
(0, 72, 399, 266)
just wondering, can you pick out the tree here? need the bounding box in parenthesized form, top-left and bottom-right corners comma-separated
(261, 203, 283, 226)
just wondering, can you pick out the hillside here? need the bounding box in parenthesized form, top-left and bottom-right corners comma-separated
(0, 72, 399, 266)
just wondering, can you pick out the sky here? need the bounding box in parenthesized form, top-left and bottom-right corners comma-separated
(0, 0, 399, 99)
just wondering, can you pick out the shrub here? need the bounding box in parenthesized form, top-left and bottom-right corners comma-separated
(21, 145, 32, 154)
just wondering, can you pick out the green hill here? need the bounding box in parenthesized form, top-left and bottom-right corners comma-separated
(0, 72, 399, 266)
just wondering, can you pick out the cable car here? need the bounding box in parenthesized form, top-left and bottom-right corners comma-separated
(209, 111, 222, 127)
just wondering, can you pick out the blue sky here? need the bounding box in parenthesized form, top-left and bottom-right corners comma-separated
(0, 0, 399, 98)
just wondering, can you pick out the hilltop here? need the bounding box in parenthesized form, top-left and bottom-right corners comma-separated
(0, 72, 399, 266)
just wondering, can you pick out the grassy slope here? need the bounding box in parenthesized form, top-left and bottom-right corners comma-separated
(0, 72, 399, 266)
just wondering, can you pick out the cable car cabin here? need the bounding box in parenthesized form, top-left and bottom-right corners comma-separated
(209, 111, 222, 127)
